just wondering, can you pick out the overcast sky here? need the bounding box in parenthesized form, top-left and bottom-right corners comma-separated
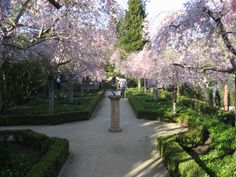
(116, 0, 188, 34)
(117, 0, 187, 16)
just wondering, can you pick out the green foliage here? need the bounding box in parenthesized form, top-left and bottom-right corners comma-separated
(158, 136, 209, 177)
(176, 125, 207, 148)
(0, 130, 69, 177)
(104, 62, 121, 77)
(217, 111, 235, 126)
(128, 88, 236, 177)
(207, 89, 221, 107)
(179, 84, 205, 101)
(178, 160, 210, 177)
(127, 88, 174, 121)
(0, 59, 48, 111)
(0, 142, 40, 177)
(117, 0, 146, 54)
(178, 96, 218, 115)
(126, 77, 138, 87)
(25, 138, 69, 177)
(0, 90, 105, 125)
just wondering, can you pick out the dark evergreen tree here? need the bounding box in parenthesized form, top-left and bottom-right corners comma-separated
(117, 0, 146, 54)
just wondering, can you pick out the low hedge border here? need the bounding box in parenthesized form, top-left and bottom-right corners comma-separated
(128, 93, 174, 122)
(128, 89, 236, 176)
(158, 126, 209, 177)
(0, 89, 105, 125)
(127, 90, 210, 176)
(0, 129, 69, 177)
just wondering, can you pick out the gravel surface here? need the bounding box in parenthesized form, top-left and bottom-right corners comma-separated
(0, 91, 187, 177)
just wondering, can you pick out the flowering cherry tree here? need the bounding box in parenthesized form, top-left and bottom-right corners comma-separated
(0, 0, 118, 112)
(150, 0, 236, 136)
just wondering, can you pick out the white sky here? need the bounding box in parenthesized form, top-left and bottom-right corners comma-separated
(117, 0, 187, 17)
(116, 0, 188, 34)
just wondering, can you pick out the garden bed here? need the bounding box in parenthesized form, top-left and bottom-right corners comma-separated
(0, 89, 105, 125)
(0, 129, 69, 177)
(128, 88, 236, 177)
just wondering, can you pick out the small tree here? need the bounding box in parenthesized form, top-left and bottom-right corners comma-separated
(117, 0, 146, 54)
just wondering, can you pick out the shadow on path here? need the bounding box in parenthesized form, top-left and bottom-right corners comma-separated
(0, 91, 187, 177)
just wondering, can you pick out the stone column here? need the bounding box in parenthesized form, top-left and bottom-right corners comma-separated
(108, 95, 122, 132)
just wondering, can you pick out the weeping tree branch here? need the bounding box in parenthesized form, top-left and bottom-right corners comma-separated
(16, 0, 61, 26)
(204, 7, 236, 58)
(172, 62, 235, 74)
(200, 66, 235, 74)
(172, 63, 197, 70)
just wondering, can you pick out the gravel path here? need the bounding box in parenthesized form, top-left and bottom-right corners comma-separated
(0, 91, 186, 177)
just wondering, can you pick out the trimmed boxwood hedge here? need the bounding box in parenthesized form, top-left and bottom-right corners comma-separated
(158, 126, 209, 177)
(0, 129, 69, 177)
(0, 90, 105, 125)
(128, 88, 236, 177)
(128, 93, 174, 122)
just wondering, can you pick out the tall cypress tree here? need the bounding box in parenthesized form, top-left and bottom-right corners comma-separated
(117, 0, 146, 54)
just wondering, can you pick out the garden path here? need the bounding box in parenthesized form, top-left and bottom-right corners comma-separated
(0, 91, 187, 177)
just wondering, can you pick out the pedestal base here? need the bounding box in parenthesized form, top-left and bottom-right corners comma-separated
(109, 128, 122, 132)
(108, 95, 122, 133)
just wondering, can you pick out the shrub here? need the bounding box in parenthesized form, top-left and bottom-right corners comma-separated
(158, 136, 209, 177)
(199, 104, 218, 115)
(217, 111, 234, 126)
(178, 160, 209, 177)
(0, 130, 69, 177)
(26, 138, 69, 177)
(176, 125, 207, 148)
(128, 88, 236, 177)
(0, 90, 105, 125)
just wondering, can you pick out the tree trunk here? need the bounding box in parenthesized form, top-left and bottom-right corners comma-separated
(224, 83, 229, 111)
(0, 84, 2, 113)
(81, 82, 84, 96)
(177, 83, 180, 96)
(173, 85, 177, 115)
(48, 76, 54, 114)
(68, 76, 74, 104)
(144, 78, 147, 93)
(86, 76, 90, 93)
(213, 87, 216, 107)
(153, 86, 158, 100)
(138, 79, 141, 92)
(233, 73, 236, 157)
(234, 73, 236, 140)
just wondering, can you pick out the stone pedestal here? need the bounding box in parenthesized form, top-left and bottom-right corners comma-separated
(108, 95, 122, 132)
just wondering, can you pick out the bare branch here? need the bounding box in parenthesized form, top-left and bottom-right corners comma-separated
(57, 59, 72, 68)
(47, 0, 62, 9)
(204, 7, 236, 57)
(223, 31, 236, 37)
(15, 0, 31, 25)
(172, 62, 234, 74)
(200, 66, 235, 74)
(172, 63, 197, 70)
